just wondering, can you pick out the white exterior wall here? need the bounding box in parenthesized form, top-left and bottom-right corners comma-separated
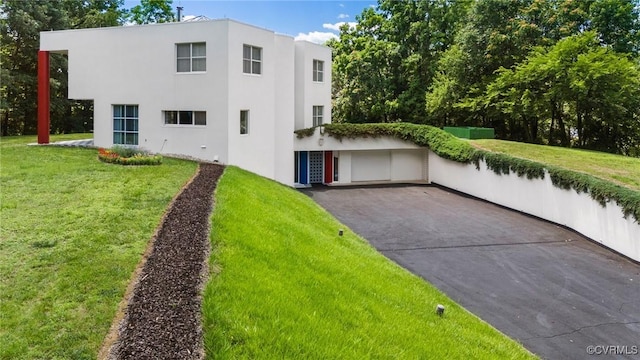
(226, 21, 279, 180)
(274, 35, 296, 185)
(41, 21, 231, 162)
(41, 20, 331, 186)
(429, 151, 640, 262)
(295, 130, 428, 184)
(294, 41, 332, 130)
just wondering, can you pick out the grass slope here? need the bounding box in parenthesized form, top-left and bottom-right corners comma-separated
(0, 135, 197, 359)
(471, 139, 640, 191)
(203, 166, 535, 359)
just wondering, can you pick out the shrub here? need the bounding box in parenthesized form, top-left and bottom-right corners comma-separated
(98, 147, 162, 166)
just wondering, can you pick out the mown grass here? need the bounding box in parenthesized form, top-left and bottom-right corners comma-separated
(471, 139, 640, 191)
(203, 166, 536, 359)
(0, 134, 197, 359)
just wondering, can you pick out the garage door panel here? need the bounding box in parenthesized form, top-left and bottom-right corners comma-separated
(351, 150, 391, 182)
(391, 150, 424, 181)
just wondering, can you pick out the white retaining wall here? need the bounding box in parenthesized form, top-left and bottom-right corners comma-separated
(428, 151, 640, 262)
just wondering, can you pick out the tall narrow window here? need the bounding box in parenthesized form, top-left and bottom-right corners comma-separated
(240, 110, 249, 135)
(313, 59, 324, 82)
(177, 42, 206, 72)
(113, 105, 138, 145)
(313, 105, 323, 127)
(243, 45, 262, 75)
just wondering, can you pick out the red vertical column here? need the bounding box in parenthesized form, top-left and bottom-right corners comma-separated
(324, 151, 333, 184)
(37, 51, 50, 144)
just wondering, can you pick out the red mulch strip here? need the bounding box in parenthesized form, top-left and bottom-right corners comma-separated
(105, 163, 224, 359)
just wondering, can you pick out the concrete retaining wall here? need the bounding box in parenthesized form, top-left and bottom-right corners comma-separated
(428, 151, 640, 262)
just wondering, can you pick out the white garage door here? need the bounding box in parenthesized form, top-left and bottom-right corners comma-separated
(391, 149, 425, 181)
(351, 150, 391, 182)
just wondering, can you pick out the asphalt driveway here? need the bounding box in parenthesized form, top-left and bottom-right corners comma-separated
(302, 185, 640, 360)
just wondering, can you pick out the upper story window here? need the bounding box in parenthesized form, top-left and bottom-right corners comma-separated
(313, 59, 324, 82)
(113, 105, 138, 145)
(164, 110, 206, 125)
(313, 105, 323, 127)
(177, 42, 206, 72)
(243, 45, 262, 75)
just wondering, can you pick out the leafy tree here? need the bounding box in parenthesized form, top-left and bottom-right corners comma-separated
(425, 0, 640, 153)
(486, 32, 640, 153)
(0, 0, 126, 136)
(330, 0, 471, 123)
(129, 0, 175, 25)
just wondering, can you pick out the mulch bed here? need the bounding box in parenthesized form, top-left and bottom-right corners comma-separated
(105, 163, 224, 360)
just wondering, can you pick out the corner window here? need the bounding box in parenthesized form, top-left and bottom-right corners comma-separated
(243, 45, 262, 75)
(240, 110, 249, 135)
(313, 106, 323, 127)
(113, 105, 138, 145)
(177, 42, 206, 72)
(164, 110, 206, 125)
(313, 59, 324, 82)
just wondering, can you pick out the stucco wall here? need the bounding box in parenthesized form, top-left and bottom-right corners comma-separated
(294, 41, 332, 130)
(428, 151, 640, 262)
(41, 20, 332, 186)
(41, 21, 231, 162)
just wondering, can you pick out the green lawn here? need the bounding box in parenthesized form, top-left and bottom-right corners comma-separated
(203, 166, 536, 359)
(0, 134, 197, 359)
(471, 139, 640, 191)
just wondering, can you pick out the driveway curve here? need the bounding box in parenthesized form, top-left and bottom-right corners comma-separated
(302, 185, 640, 360)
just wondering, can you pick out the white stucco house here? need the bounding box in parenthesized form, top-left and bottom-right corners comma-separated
(37, 18, 638, 261)
(38, 18, 429, 187)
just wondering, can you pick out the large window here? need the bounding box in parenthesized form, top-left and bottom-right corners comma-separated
(313, 59, 324, 82)
(240, 110, 249, 135)
(243, 45, 262, 75)
(113, 105, 138, 145)
(313, 105, 324, 127)
(177, 42, 206, 72)
(164, 111, 206, 125)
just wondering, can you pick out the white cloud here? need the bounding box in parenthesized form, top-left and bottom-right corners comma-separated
(295, 22, 357, 44)
(337, 13, 349, 19)
(339, 3, 345, 7)
(294, 31, 338, 44)
(322, 22, 357, 32)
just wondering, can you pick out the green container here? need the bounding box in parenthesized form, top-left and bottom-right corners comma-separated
(443, 127, 494, 139)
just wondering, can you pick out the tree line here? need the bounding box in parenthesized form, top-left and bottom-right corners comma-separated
(0, 0, 174, 136)
(329, 0, 640, 155)
(2, 0, 639, 155)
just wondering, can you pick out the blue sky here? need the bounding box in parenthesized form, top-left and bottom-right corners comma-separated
(123, 1, 374, 43)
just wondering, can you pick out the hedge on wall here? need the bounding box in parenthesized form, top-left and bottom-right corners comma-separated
(294, 123, 640, 222)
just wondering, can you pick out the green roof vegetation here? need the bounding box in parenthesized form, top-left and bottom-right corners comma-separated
(203, 166, 535, 359)
(471, 140, 640, 192)
(296, 123, 640, 221)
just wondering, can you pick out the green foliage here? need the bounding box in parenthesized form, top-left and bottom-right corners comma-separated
(420, 0, 640, 153)
(98, 146, 162, 165)
(0, 134, 196, 359)
(329, 0, 472, 124)
(0, 0, 126, 136)
(128, 0, 175, 24)
(548, 167, 640, 220)
(317, 123, 476, 162)
(293, 127, 316, 139)
(471, 151, 546, 180)
(203, 166, 535, 359)
(295, 123, 640, 221)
